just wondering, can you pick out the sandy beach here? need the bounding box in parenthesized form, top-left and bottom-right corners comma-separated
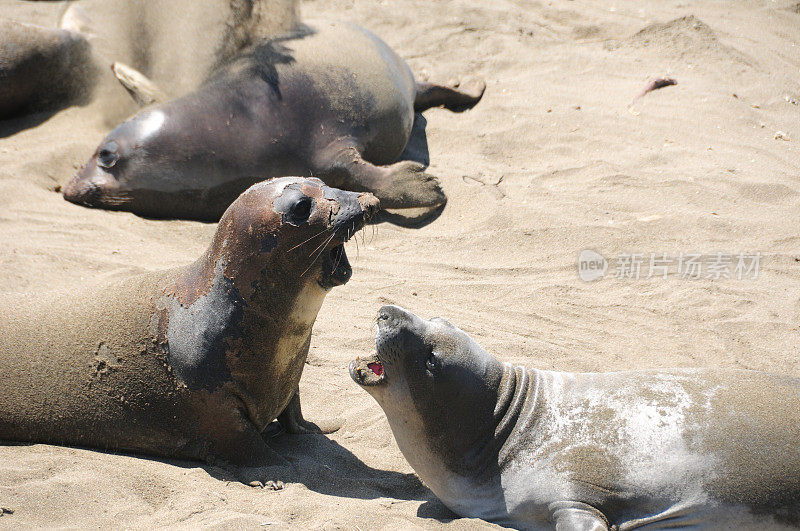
(1, 0, 799, 527)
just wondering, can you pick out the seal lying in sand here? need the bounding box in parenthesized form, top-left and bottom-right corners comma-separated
(351, 306, 800, 529)
(0, 178, 378, 478)
(63, 20, 485, 221)
(0, 9, 97, 119)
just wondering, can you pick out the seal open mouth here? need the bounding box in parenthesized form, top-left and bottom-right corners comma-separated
(349, 353, 386, 386)
(318, 191, 379, 289)
(320, 243, 352, 289)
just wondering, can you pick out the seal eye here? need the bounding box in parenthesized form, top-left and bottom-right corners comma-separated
(290, 197, 313, 222)
(426, 352, 440, 374)
(97, 141, 119, 169)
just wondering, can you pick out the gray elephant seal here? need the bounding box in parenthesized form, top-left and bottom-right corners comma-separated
(62, 20, 485, 221)
(0, 178, 378, 476)
(0, 13, 97, 119)
(350, 306, 800, 529)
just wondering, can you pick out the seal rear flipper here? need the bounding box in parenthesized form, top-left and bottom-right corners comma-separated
(549, 501, 611, 531)
(277, 389, 343, 434)
(414, 79, 486, 112)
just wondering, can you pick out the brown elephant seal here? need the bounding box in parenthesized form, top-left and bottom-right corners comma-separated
(62, 20, 485, 221)
(0, 178, 378, 478)
(350, 306, 800, 529)
(0, 9, 98, 119)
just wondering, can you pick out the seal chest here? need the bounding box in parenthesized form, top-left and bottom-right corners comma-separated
(264, 278, 328, 421)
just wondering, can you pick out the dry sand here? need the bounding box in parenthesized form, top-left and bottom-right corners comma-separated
(1, 0, 799, 528)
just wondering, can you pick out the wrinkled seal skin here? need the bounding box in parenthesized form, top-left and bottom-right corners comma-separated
(351, 306, 800, 530)
(0, 178, 378, 471)
(0, 19, 97, 119)
(63, 20, 485, 221)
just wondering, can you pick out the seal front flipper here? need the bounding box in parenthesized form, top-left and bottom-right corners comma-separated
(231, 459, 291, 490)
(414, 79, 486, 112)
(59, 4, 93, 36)
(376, 160, 447, 211)
(228, 456, 292, 490)
(202, 405, 294, 486)
(277, 389, 343, 434)
(549, 502, 611, 531)
(317, 145, 446, 211)
(112, 62, 168, 106)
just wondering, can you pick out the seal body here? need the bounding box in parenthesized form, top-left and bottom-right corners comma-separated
(0, 18, 97, 119)
(0, 178, 378, 468)
(63, 21, 484, 220)
(351, 306, 800, 530)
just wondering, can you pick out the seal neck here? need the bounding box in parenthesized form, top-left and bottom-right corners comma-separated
(493, 363, 534, 445)
(462, 363, 538, 475)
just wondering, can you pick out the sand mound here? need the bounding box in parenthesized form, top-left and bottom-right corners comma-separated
(608, 15, 754, 69)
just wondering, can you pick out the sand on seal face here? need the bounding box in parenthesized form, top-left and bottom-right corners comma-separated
(1, 0, 799, 528)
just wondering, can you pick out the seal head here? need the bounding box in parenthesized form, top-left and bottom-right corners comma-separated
(350, 305, 508, 515)
(192, 176, 381, 300)
(62, 107, 206, 218)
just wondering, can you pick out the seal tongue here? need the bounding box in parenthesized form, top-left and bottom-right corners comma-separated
(368, 362, 383, 376)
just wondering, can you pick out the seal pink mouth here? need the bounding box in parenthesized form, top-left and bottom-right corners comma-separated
(349, 355, 386, 386)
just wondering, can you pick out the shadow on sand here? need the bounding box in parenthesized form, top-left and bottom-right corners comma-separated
(0, 110, 62, 139)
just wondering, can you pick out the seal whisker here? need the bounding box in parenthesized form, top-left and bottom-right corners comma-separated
(100, 194, 132, 206)
(301, 231, 337, 277)
(305, 227, 336, 258)
(287, 226, 333, 252)
(333, 237, 346, 273)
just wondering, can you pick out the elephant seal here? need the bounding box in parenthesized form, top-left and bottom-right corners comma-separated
(0, 178, 378, 478)
(350, 306, 800, 529)
(62, 20, 485, 221)
(0, 10, 97, 119)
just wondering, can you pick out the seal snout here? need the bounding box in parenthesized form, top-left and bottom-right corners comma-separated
(319, 190, 379, 289)
(349, 353, 386, 387)
(63, 155, 124, 208)
(329, 190, 379, 239)
(356, 192, 380, 221)
(63, 170, 101, 207)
